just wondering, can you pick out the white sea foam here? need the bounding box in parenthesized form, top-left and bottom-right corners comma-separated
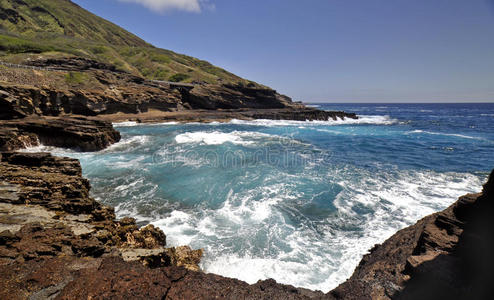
(323, 170, 483, 289)
(20, 144, 66, 153)
(229, 115, 398, 127)
(19, 135, 151, 155)
(152, 210, 196, 245)
(175, 131, 276, 146)
(149, 168, 484, 292)
(113, 121, 139, 127)
(105, 135, 151, 152)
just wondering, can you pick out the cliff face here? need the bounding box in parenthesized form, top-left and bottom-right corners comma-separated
(0, 58, 357, 122)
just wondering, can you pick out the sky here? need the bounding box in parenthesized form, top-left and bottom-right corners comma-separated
(72, 0, 494, 103)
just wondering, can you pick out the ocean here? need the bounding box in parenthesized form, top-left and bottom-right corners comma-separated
(27, 103, 494, 292)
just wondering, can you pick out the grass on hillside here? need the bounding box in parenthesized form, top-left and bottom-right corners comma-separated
(64, 71, 87, 85)
(0, 31, 254, 84)
(0, 0, 258, 86)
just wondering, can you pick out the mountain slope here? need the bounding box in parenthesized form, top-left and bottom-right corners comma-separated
(0, 0, 252, 85)
(0, 0, 148, 46)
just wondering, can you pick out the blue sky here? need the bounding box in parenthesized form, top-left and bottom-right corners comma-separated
(73, 0, 494, 103)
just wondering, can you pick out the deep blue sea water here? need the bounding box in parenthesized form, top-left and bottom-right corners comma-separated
(27, 103, 494, 292)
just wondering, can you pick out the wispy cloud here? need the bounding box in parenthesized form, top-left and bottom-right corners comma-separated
(117, 0, 213, 13)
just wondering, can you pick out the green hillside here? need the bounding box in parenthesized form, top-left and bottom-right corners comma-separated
(0, 0, 252, 85)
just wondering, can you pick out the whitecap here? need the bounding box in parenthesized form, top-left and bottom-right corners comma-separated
(152, 211, 196, 245)
(148, 168, 484, 293)
(112, 121, 139, 127)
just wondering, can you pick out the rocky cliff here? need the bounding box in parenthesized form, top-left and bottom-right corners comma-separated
(0, 58, 357, 122)
(0, 149, 492, 299)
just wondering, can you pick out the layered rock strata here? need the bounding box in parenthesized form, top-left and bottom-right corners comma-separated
(0, 58, 358, 121)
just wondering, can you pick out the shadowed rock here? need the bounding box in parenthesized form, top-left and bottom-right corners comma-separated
(330, 169, 494, 300)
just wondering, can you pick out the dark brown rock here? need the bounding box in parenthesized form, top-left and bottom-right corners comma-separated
(0, 127, 39, 151)
(1, 116, 121, 151)
(0, 151, 200, 269)
(184, 83, 293, 110)
(57, 257, 172, 300)
(0, 73, 182, 117)
(26, 57, 120, 73)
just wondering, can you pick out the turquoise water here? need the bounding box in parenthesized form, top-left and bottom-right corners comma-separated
(29, 103, 493, 292)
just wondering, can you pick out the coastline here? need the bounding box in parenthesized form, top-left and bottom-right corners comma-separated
(1, 1, 492, 297)
(1, 147, 492, 299)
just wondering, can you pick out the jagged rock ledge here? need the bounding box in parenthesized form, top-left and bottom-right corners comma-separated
(0, 152, 204, 297)
(96, 108, 357, 124)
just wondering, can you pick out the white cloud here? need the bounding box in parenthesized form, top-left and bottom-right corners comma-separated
(117, 0, 211, 13)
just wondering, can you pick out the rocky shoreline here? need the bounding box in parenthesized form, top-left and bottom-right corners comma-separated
(0, 144, 492, 299)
